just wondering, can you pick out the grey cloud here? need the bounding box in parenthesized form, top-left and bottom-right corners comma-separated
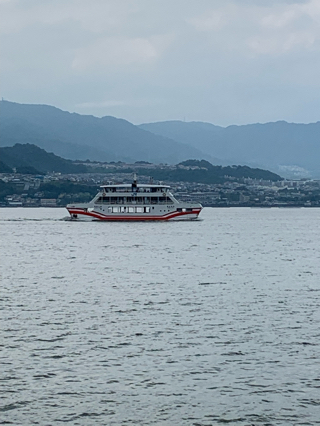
(1, 0, 319, 126)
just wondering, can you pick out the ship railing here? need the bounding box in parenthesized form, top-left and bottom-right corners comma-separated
(103, 188, 166, 193)
(95, 199, 173, 205)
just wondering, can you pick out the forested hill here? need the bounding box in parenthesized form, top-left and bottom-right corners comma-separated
(177, 160, 282, 181)
(0, 144, 87, 174)
(118, 159, 282, 184)
(0, 144, 282, 182)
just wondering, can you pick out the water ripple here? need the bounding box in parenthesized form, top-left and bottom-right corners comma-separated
(1, 207, 320, 425)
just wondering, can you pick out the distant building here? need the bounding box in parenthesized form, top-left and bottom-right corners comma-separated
(40, 199, 57, 207)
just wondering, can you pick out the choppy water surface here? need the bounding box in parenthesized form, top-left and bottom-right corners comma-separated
(1, 207, 320, 426)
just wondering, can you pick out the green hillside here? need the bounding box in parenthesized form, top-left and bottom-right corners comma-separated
(0, 144, 88, 174)
(112, 159, 282, 183)
(0, 160, 13, 173)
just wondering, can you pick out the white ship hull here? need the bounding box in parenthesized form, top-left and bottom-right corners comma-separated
(66, 205, 202, 221)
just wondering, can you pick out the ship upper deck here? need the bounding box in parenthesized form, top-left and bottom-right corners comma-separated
(100, 184, 170, 193)
(101, 184, 170, 188)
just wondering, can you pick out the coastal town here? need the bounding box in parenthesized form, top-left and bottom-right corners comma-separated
(1, 166, 320, 208)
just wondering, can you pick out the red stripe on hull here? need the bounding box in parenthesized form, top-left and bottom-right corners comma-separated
(67, 208, 201, 221)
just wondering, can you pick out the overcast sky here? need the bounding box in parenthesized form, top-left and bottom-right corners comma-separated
(1, 0, 319, 125)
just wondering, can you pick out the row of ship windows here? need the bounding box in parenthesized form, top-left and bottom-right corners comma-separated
(96, 196, 172, 204)
(102, 206, 152, 213)
(98, 206, 194, 213)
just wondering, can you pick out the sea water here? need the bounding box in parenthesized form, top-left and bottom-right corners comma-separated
(1, 207, 319, 425)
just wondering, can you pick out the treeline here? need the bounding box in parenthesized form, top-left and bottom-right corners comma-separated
(0, 180, 98, 203)
(110, 160, 282, 184)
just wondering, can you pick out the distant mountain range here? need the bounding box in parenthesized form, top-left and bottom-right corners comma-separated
(0, 101, 205, 164)
(139, 120, 320, 178)
(1, 100, 319, 177)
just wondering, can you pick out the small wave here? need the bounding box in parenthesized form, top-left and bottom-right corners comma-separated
(0, 400, 32, 412)
(33, 373, 56, 379)
(56, 412, 108, 422)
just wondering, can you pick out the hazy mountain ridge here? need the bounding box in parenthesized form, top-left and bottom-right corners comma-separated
(1, 120, 115, 161)
(0, 101, 206, 164)
(1, 101, 318, 178)
(139, 120, 320, 178)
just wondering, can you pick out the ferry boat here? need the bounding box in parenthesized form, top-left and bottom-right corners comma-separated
(66, 176, 202, 221)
